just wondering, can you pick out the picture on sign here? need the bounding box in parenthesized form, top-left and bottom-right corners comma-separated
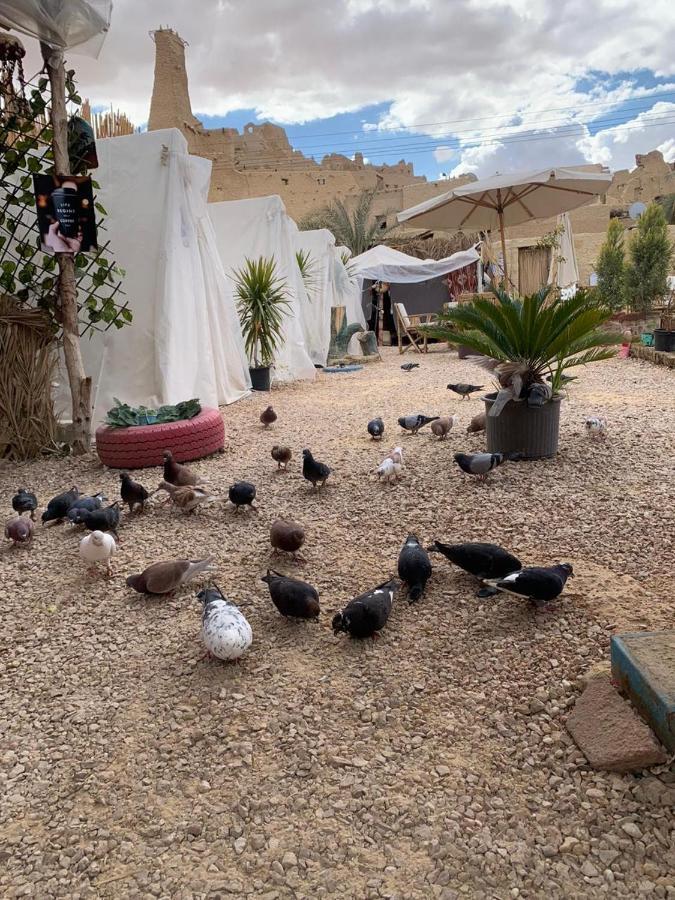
(33, 174, 98, 254)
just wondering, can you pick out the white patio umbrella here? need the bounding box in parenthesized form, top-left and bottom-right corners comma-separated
(397, 167, 612, 284)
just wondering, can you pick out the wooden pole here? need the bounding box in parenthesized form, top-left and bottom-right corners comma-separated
(40, 43, 92, 454)
(497, 191, 508, 289)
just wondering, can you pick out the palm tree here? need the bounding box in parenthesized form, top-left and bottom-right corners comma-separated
(299, 190, 390, 256)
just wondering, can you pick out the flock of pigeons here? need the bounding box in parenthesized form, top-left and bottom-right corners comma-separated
(4, 381, 588, 662)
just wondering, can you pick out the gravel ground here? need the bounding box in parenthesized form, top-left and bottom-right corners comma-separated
(1, 347, 674, 900)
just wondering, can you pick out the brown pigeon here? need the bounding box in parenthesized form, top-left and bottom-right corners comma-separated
(156, 481, 214, 515)
(271, 445, 292, 470)
(5, 516, 34, 546)
(126, 558, 216, 595)
(467, 411, 486, 434)
(270, 519, 306, 560)
(119, 472, 150, 513)
(430, 416, 457, 440)
(260, 406, 277, 428)
(162, 450, 203, 487)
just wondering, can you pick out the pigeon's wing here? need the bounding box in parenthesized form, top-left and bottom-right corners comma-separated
(490, 568, 559, 598)
(144, 561, 189, 593)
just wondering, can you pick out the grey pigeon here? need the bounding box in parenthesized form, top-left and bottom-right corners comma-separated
(197, 585, 252, 660)
(397, 534, 432, 602)
(12, 488, 38, 520)
(398, 414, 439, 435)
(261, 569, 320, 619)
(483, 564, 574, 608)
(447, 383, 484, 400)
(302, 449, 331, 489)
(546, 373, 576, 385)
(527, 382, 553, 407)
(454, 452, 506, 481)
(332, 578, 399, 640)
(127, 557, 216, 595)
(66, 493, 106, 525)
(367, 417, 385, 440)
(80, 502, 121, 539)
(41, 487, 79, 524)
(401, 362, 419, 372)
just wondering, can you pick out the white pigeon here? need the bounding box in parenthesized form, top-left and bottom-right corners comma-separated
(585, 416, 607, 439)
(372, 457, 403, 484)
(79, 530, 117, 576)
(197, 586, 252, 661)
(387, 446, 404, 467)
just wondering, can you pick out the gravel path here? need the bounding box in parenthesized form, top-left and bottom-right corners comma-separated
(1, 348, 674, 899)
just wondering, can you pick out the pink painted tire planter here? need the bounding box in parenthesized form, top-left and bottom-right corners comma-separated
(95, 407, 225, 469)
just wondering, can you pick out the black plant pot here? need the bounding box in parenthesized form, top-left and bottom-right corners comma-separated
(653, 329, 675, 352)
(249, 366, 271, 391)
(484, 392, 561, 460)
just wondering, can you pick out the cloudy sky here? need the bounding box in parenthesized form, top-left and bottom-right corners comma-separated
(26, 0, 675, 180)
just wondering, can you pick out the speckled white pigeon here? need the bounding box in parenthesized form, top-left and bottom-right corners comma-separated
(79, 529, 117, 576)
(197, 586, 252, 661)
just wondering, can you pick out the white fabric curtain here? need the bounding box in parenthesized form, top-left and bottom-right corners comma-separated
(290, 226, 335, 366)
(350, 244, 480, 283)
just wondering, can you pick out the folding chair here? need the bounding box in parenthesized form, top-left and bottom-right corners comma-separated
(393, 302, 437, 354)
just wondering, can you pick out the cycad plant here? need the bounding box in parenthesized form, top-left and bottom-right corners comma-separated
(426, 286, 621, 415)
(232, 256, 291, 368)
(295, 249, 317, 300)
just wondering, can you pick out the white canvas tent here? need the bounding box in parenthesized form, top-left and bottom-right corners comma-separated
(290, 226, 335, 365)
(349, 244, 481, 283)
(209, 195, 316, 381)
(56, 128, 251, 427)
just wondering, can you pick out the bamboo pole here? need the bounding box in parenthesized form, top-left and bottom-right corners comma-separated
(40, 42, 92, 454)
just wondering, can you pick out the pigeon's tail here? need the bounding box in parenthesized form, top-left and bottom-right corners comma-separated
(506, 451, 524, 462)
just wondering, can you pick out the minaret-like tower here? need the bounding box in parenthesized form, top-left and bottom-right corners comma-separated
(147, 28, 202, 132)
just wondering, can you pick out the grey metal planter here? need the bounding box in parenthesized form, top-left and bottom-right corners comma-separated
(484, 391, 561, 459)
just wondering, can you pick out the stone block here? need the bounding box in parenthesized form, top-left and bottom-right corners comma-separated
(566, 676, 667, 772)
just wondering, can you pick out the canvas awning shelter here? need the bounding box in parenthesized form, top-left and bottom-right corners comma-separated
(349, 244, 480, 283)
(54, 128, 251, 427)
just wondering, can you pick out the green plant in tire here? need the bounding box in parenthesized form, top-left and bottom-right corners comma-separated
(424, 286, 621, 416)
(233, 256, 291, 368)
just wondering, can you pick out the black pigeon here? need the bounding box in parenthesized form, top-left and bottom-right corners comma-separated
(483, 563, 574, 608)
(66, 493, 106, 524)
(120, 472, 150, 513)
(397, 534, 432, 602)
(41, 486, 80, 524)
(454, 451, 507, 480)
(401, 362, 420, 372)
(430, 541, 522, 595)
(398, 414, 439, 435)
(367, 417, 385, 440)
(302, 449, 331, 489)
(447, 383, 484, 400)
(261, 569, 320, 619)
(332, 578, 399, 640)
(12, 488, 38, 520)
(79, 502, 121, 539)
(228, 481, 257, 511)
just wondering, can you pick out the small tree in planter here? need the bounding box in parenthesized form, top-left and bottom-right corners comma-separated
(596, 219, 627, 311)
(626, 203, 674, 314)
(233, 256, 290, 391)
(426, 287, 621, 458)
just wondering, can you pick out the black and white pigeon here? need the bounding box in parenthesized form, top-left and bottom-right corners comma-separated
(397, 534, 432, 602)
(430, 541, 522, 595)
(261, 569, 320, 619)
(332, 578, 399, 640)
(197, 585, 252, 660)
(483, 563, 574, 609)
(302, 449, 331, 489)
(398, 414, 439, 435)
(12, 488, 38, 520)
(79, 502, 121, 539)
(228, 481, 257, 512)
(527, 382, 553, 407)
(447, 383, 484, 400)
(41, 486, 80, 524)
(66, 493, 106, 525)
(367, 417, 385, 440)
(454, 451, 509, 481)
(401, 362, 420, 372)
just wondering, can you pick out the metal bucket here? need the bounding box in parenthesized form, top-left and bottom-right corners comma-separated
(484, 392, 561, 459)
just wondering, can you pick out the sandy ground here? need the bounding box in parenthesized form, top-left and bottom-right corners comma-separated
(1, 347, 674, 899)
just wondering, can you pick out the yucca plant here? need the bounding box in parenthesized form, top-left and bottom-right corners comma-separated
(425, 286, 621, 415)
(295, 249, 317, 300)
(232, 256, 291, 368)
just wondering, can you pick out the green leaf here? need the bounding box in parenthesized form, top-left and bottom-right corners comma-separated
(94, 202, 107, 216)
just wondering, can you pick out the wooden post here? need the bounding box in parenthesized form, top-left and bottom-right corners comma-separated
(40, 43, 92, 453)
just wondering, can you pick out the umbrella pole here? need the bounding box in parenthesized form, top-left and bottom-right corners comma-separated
(498, 206, 508, 289)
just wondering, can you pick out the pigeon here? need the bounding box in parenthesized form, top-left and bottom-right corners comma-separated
(126, 557, 216, 595)
(585, 417, 606, 439)
(162, 450, 203, 487)
(332, 578, 399, 640)
(66, 493, 106, 525)
(4, 516, 34, 546)
(79, 502, 121, 539)
(119, 472, 150, 513)
(546, 373, 576, 385)
(197, 585, 252, 661)
(372, 457, 403, 483)
(466, 411, 486, 434)
(483, 564, 574, 609)
(79, 530, 117, 577)
(261, 570, 320, 619)
(41, 486, 80, 524)
(157, 481, 214, 515)
(398, 414, 439, 435)
(228, 481, 257, 511)
(387, 446, 404, 466)
(302, 449, 331, 489)
(447, 383, 484, 400)
(11, 488, 38, 520)
(397, 535, 432, 602)
(454, 452, 507, 481)
(401, 362, 419, 372)
(367, 417, 385, 440)
(430, 416, 457, 440)
(527, 382, 553, 407)
(271, 445, 292, 470)
(260, 406, 277, 428)
(270, 519, 306, 560)
(430, 541, 522, 595)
